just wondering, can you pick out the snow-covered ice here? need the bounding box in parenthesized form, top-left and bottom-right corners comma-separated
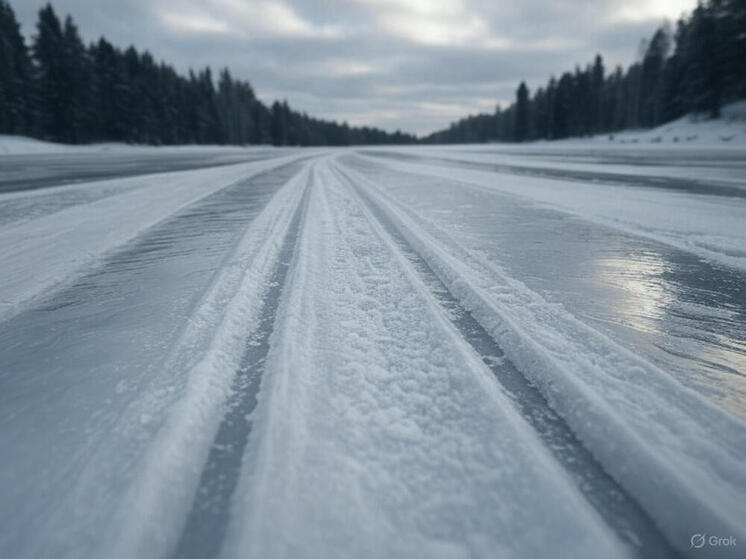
(1, 142, 745, 558)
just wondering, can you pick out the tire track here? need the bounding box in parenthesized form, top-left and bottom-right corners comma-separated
(333, 161, 680, 559)
(0, 162, 309, 559)
(92, 162, 311, 559)
(229, 159, 632, 558)
(169, 173, 311, 559)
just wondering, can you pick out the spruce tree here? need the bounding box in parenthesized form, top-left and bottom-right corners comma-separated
(0, 0, 34, 135)
(32, 4, 66, 140)
(591, 55, 605, 133)
(514, 81, 530, 142)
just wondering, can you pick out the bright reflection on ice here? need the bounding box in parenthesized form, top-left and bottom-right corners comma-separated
(594, 251, 673, 333)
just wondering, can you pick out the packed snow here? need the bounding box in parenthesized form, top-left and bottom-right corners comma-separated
(1, 142, 745, 558)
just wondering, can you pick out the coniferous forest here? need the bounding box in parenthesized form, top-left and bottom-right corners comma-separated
(426, 0, 746, 143)
(1, 0, 744, 146)
(0, 2, 416, 146)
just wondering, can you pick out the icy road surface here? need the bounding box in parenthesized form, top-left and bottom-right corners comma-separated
(1, 145, 745, 558)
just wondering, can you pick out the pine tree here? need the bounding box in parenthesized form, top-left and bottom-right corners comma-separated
(32, 4, 66, 140)
(61, 16, 91, 142)
(0, 0, 34, 135)
(681, 4, 722, 116)
(640, 27, 670, 126)
(514, 82, 530, 142)
(591, 55, 605, 133)
(90, 37, 130, 141)
(270, 100, 287, 146)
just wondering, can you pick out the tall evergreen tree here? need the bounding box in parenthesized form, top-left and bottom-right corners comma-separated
(32, 4, 66, 140)
(270, 100, 287, 146)
(591, 54, 605, 133)
(61, 15, 91, 142)
(640, 27, 670, 126)
(90, 37, 130, 140)
(0, 0, 34, 135)
(681, 4, 722, 116)
(514, 81, 530, 142)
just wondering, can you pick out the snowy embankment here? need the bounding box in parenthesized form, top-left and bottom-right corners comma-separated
(0, 135, 81, 155)
(0, 134, 264, 156)
(600, 100, 746, 147)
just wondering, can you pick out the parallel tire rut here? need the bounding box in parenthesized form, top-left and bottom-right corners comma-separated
(170, 176, 311, 559)
(337, 163, 681, 559)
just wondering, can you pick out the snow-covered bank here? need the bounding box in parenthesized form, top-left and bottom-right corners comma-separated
(599, 100, 746, 147)
(0, 134, 274, 156)
(0, 135, 80, 155)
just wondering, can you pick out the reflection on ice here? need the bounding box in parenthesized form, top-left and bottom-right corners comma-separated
(594, 251, 673, 333)
(595, 249, 746, 417)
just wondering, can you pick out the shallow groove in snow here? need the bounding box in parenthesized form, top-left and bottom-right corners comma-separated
(339, 163, 679, 558)
(171, 175, 310, 559)
(97, 162, 312, 559)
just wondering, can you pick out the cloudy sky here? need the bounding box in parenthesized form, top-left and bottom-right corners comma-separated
(10, 0, 696, 135)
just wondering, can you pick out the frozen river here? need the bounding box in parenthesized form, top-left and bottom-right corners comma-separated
(1, 144, 744, 558)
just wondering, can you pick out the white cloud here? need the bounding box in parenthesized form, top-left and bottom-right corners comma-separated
(284, 57, 379, 78)
(354, 0, 489, 46)
(379, 11, 487, 46)
(608, 0, 694, 23)
(158, 10, 232, 34)
(156, 0, 342, 38)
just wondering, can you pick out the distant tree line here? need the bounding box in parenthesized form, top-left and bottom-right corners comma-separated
(426, 0, 746, 143)
(0, 2, 415, 146)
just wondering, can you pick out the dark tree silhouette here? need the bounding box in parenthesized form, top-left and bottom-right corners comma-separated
(514, 82, 530, 142)
(0, 0, 34, 135)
